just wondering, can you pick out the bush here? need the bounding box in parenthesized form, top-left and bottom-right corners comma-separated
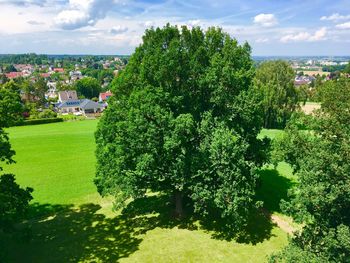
(38, 109, 57, 119)
(17, 118, 63, 126)
(59, 114, 86, 121)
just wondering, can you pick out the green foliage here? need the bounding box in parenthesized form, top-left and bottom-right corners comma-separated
(19, 78, 47, 105)
(4, 64, 17, 73)
(0, 53, 48, 65)
(3, 121, 289, 262)
(81, 68, 114, 87)
(74, 77, 101, 99)
(96, 25, 268, 230)
(322, 64, 347, 73)
(0, 81, 33, 234)
(59, 114, 86, 121)
(272, 78, 350, 262)
(344, 61, 350, 74)
(38, 109, 57, 119)
(254, 60, 299, 128)
(0, 129, 15, 169)
(0, 80, 23, 168)
(0, 173, 33, 230)
(17, 118, 63, 126)
(0, 81, 23, 127)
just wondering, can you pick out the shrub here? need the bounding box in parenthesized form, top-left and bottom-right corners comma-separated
(38, 109, 57, 119)
(17, 118, 63, 126)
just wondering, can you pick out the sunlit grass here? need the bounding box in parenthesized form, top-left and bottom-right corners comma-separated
(2, 121, 290, 262)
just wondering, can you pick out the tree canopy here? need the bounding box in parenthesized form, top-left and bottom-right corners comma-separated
(254, 60, 299, 128)
(0, 81, 32, 231)
(74, 77, 101, 99)
(95, 25, 269, 230)
(272, 78, 350, 262)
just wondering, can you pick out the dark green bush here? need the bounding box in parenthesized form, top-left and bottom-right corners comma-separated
(17, 118, 63, 126)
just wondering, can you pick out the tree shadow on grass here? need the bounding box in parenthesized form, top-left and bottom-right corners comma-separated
(6, 203, 142, 262)
(5, 192, 279, 262)
(122, 194, 276, 245)
(256, 168, 296, 213)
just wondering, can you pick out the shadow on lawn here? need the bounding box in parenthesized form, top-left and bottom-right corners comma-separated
(6, 188, 282, 262)
(256, 167, 296, 213)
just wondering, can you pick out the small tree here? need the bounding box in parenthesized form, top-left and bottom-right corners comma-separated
(75, 77, 101, 99)
(254, 60, 299, 128)
(95, 25, 268, 230)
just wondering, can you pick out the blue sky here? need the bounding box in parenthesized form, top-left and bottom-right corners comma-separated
(0, 0, 349, 55)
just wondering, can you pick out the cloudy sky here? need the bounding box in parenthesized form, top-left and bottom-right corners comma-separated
(0, 0, 350, 55)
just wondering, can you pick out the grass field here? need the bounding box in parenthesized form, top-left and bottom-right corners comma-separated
(2, 121, 293, 263)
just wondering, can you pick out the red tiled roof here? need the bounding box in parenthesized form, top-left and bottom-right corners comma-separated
(54, 68, 64, 73)
(99, 91, 113, 101)
(40, 73, 51, 78)
(5, 72, 23, 79)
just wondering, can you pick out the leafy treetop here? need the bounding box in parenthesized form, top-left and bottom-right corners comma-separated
(95, 25, 269, 230)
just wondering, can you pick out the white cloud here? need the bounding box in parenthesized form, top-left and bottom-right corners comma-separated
(320, 13, 350, 22)
(109, 25, 128, 34)
(188, 19, 201, 26)
(255, 37, 269, 43)
(336, 22, 350, 29)
(54, 0, 115, 30)
(27, 20, 45, 25)
(253, 13, 277, 27)
(144, 21, 154, 27)
(0, 0, 46, 6)
(280, 27, 327, 43)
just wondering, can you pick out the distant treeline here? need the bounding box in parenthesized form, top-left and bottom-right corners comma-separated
(322, 64, 347, 72)
(0, 54, 130, 65)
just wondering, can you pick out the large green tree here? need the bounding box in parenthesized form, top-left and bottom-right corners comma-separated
(272, 78, 350, 262)
(95, 25, 268, 230)
(254, 60, 299, 128)
(74, 77, 101, 99)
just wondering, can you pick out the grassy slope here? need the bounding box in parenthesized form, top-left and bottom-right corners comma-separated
(3, 122, 290, 263)
(3, 120, 99, 204)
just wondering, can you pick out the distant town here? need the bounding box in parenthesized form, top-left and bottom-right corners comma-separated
(0, 54, 129, 120)
(0, 54, 349, 122)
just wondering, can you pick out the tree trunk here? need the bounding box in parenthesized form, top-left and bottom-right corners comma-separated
(174, 190, 183, 217)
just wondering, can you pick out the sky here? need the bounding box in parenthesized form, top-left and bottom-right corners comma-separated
(0, 0, 350, 56)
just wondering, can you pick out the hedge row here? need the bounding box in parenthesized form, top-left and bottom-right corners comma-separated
(16, 118, 64, 126)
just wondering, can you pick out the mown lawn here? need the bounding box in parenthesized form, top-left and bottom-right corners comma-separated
(3, 120, 99, 204)
(2, 121, 292, 263)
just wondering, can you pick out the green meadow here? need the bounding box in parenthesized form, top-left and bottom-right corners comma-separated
(2, 120, 295, 262)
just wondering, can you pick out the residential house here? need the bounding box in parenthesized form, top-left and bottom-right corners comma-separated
(69, 70, 83, 81)
(99, 91, 113, 102)
(49, 67, 64, 73)
(14, 64, 34, 73)
(40, 72, 51, 78)
(57, 99, 104, 115)
(45, 81, 58, 99)
(5, 72, 24, 79)
(58, 90, 78, 103)
(294, 76, 315, 86)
